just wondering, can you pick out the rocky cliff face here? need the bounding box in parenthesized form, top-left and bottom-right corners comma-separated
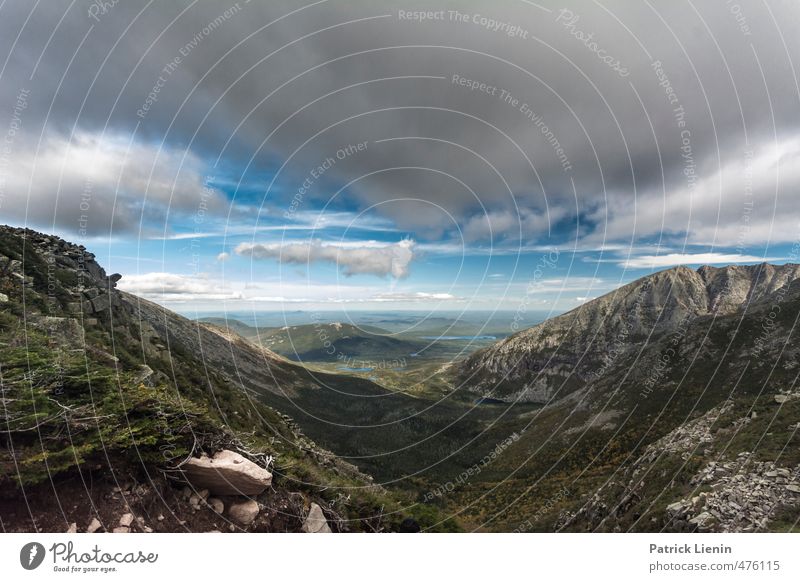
(0, 225, 117, 311)
(459, 263, 800, 403)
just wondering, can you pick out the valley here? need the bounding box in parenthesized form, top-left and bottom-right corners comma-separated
(2, 226, 799, 533)
(196, 311, 524, 394)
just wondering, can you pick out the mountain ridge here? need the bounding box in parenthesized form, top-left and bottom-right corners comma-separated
(459, 262, 800, 403)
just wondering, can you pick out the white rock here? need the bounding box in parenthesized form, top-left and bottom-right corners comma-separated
(181, 450, 272, 495)
(302, 503, 332, 533)
(112, 526, 130, 533)
(86, 518, 102, 533)
(119, 513, 134, 527)
(66, 522, 77, 533)
(228, 500, 259, 525)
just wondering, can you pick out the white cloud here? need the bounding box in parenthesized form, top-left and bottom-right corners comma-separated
(216, 252, 230, 262)
(621, 253, 778, 269)
(235, 239, 416, 278)
(118, 272, 242, 302)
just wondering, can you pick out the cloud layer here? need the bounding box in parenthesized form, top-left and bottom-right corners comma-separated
(235, 239, 415, 278)
(1, 1, 798, 250)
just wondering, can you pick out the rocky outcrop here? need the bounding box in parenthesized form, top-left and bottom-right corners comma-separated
(0, 225, 109, 287)
(0, 226, 123, 324)
(301, 503, 332, 533)
(181, 450, 273, 496)
(666, 453, 800, 532)
(82, 290, 117, 314)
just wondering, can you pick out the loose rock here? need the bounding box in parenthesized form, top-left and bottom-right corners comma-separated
(228, 500, 259, 525)
(302, 503, 332, 533)
(207, 498, 224, 514)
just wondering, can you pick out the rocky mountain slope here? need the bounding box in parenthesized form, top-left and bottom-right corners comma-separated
(0, 226, 450, 532)
(445, 262, 800, 531)
(459, 263, 800, 403)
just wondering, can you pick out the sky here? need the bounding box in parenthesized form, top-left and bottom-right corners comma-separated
(1, 0, 799, 315)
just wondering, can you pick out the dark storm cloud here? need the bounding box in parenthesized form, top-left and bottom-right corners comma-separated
(1, 0, 798, 246)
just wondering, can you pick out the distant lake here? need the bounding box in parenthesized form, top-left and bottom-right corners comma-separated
(474, 397, 506, 405)
(337, 366, 374, 372)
